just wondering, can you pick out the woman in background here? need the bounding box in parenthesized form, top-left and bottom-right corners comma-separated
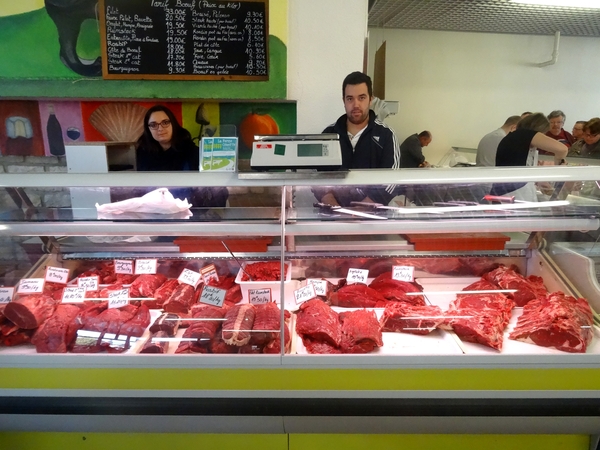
(568, 118, 600, 158)
(135, 104, 228, 207)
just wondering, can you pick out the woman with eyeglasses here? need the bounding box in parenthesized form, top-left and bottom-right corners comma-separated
(134, 104, 228, 207)
(568, 118, 600, 158)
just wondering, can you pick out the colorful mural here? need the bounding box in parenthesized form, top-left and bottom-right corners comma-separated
(0, 101, 44, 157)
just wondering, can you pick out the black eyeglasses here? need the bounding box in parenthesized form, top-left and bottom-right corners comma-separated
(148, 119, 171, 130)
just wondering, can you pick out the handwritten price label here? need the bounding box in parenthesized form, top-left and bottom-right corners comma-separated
(77, 276, 99, 292)
(249, 288, 271, 305)
(346, 268, 369, 285)
(199, 286, 226, 307)
(201, 264, 219, 284)
(307, 279, 328, 297)
(114, 259, 134, 274)
(62, 287, 86, 303)
(135, 259, 157, 275)
(108, 288, 129, 308)
(178, 268, 201, 288)
(45, 266, 70, 285)
(392, 265, 415, 282)
(294, 284, 317, 305)
(17, 278, 45, 294)
(0, 287, 15, 304)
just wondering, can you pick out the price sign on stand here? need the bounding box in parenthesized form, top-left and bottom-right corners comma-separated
(307, 279, 328, 297)
(17, 278, 45, 294)
(108, 288, 130, 309)
(77, 276, 99, 292)
(135, 259, 157, 275)
(114, 260, 134, 274)
(294, 284, 317, 306)
(0, 287, 14, 304)
(179, 269, 202, 288)
(392, 266, 415, 282)
(199, 286, 226, 308)
(249, 288, 271, 305)
(201, 264, 220, 284)
(45, 267, 70, 285)
(62, 287, 86, 303)
(346, 268, 369, 285)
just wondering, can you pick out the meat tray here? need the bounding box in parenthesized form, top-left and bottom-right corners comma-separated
(235, 261, 300, 310)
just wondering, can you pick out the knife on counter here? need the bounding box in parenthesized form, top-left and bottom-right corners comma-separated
(313, 202, 388, 220)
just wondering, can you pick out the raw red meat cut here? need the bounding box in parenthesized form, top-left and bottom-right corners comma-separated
(393, 258, 464, 275)
(148, 278, 179, 308)
(441, 307, 507, 351)
(98, 283, 125, 299)
(338, 309, 382, 353)
(263, 321, 291, 354)
(458, 258, 501, 276)
(240, 261, 288, 281)
(224, 284, 243, 306)
(207, 275, 236, 290)
(509, 292, 593, 353)
(483, 265, 547, 307)
(250, 302, 281, 345)
(329, 284, 388, 308)
(129, 274, 167, 298)
(302, 336, 342, 354)
(119, 304, 150, 337)
(454, 279, 515, 327)
(140, 331, 169, 354)
(208, 336, 239, 354)
(81, 304, 138, 335)
(31, 304, 82, 353)
(222, 304, 255, 346)
(370, 272, 421, 292)
(1, 329, 34, 346)
(380, 303, 444, 335)
(186, 304, 226, 340)
(175, 327, 211, 353)
(163, 283, 196, 314)
(149, 312, 181, 336)
(295, 299, 341, 347)
(3, 294, 58, 329)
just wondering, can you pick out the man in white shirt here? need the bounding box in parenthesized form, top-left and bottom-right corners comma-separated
(476, 115, 521, 166)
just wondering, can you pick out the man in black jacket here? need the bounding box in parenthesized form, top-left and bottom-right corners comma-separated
(400, 131, 432, 168)
(315, 71, 401, 206)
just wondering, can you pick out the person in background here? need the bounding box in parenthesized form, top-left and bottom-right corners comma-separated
(314, 71, 401, 206)
(545, 110, 575, 148)
(135, 104, 228, 207)
(476, 115, 521, 167)
(572, 120, 586, 141)
(493, 112, 568, 201)
(400, 131, 432, 168)
(569, 118, 600, 157)
(521, 112, 532, 118)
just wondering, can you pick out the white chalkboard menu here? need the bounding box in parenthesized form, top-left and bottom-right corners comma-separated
(99, 0, 269, 80)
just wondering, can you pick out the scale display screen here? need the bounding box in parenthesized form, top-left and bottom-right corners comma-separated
(297, 143, 324, 157)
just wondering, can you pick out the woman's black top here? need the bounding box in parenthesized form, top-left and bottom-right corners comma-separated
(136, 139, 200, 171)
(495, 128, 537, 166)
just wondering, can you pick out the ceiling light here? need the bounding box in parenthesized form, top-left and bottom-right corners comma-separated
(512, 0, 600, 8)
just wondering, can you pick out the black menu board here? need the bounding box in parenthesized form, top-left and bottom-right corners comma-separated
(99, 0, 269, 80)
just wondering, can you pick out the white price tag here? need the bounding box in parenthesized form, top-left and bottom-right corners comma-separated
(114, 259, 134, 274)
(77, 276, 99, 292)
(0, 287, 15, 304)
(392, 265, 415, 282)
(249, 288, 271, 305)
(294, 284, 317, 305)
(346, 268, 369, 284)
(199, 286, 226, 307)
(108, 288, 130, 309)
(62, 287, 86, 303)
(45, 266, 70, 285)
(200, 264, 219, 284)
(178, 268, 202, 288)
(307, 279, 328, 297)
(135, 259, 157, 275)
(17, 278, 45, 294)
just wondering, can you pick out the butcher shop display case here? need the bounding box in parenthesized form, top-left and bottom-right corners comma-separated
(2, 167, 600, 436)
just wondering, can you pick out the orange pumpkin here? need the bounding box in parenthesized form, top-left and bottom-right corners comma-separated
(239, 112, 279, 149)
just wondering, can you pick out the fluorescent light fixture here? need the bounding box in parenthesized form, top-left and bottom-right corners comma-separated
(512, 0, 600, 8)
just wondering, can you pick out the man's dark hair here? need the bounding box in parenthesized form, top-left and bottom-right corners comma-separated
(342, 71, 373, 98)
(418, 130, 431, 138)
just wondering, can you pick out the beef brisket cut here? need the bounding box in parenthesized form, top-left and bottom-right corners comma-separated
(31, 304, 82, 353)
(129, 274, 167, 298)
(509, 292, 594, 353)
(149, 312, 181, 336)
(295, 299, 342, 347)
(222, 304, 255, 346)
(148, 278, 179, 309)
(329, 284, 388, 308)
(454, 279, 515, 327)
(4, 294, 58, 329)
(302, 336, 342, 354)
(163, 283, 196, 314)
(483, 265, 547, 307)
(442, 307, 507, 351)
(119, 304, 150, 337)
(380, 303, 444, 335)
(339, 309, 383, 354)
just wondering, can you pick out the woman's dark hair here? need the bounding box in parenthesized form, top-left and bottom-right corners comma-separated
(137, 104, 192, 153)
(516, 112, 550, 134)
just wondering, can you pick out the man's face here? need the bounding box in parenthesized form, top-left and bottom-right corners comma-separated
(344, 83, 371, 125)
(572, 124, 584, 140)
(549, 116, 564, 135)
(419, 136, 432, 147)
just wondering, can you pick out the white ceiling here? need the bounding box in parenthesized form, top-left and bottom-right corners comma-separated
(368, 0, 600, 37)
